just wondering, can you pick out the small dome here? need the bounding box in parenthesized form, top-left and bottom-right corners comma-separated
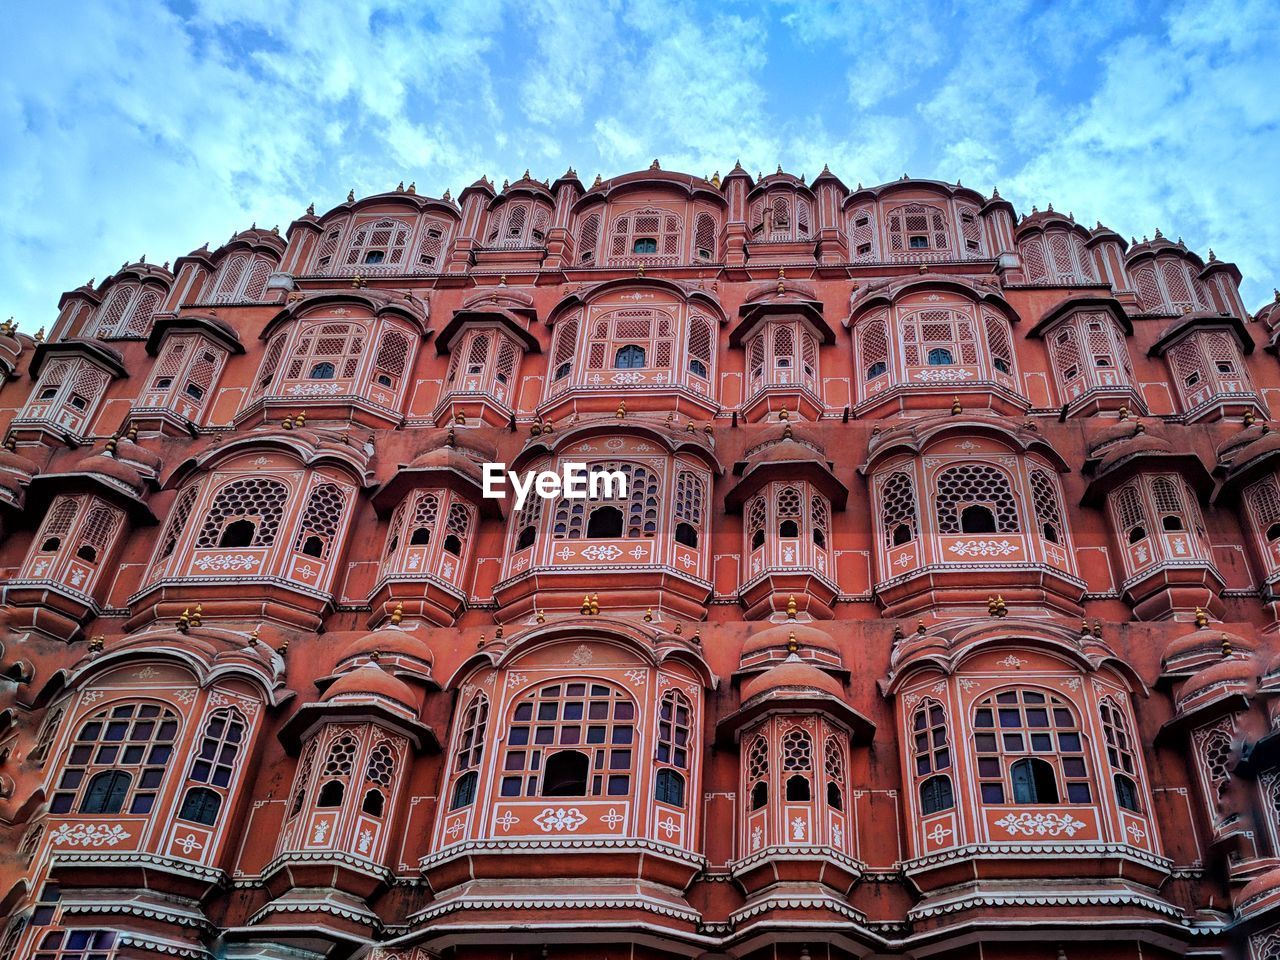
(1162, 629, 1255, 675)
(0, 446, 36, 478)
(322, 664, 420, 712)
(339, 626, 435, 669)
(72, 451, 147, 497)
(1221, 428, 1280, 474)
(741, 623, 839, 659)
(1176, 655, 1256, 710)
(1237, 868, 1280, 917)
(741, 657, 845, 702)
(1087, 417, 1157, 457)
(1095, 433, 1172, 476)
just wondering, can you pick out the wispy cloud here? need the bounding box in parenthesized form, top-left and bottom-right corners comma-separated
(0, 0, 1276, 329)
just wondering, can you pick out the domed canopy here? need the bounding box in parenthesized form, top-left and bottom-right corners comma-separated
(1215, 426, 1280, 502)
(1237, 867, 1280, 919)
(322, 664, 421, 714)
(741, 657, 845, 702)
(717, 654, 874, 745)
(739, 622, 843, 674)
(326, 625, 436, 688)
(726, 424, 847, 512)
(1162, 628, 1255, 677)
(1175, 655, 1256, 713)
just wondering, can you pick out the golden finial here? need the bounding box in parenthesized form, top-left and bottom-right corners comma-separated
(499, 274, 507, 286)
(34, 326, 45, 342)
(347, 189, 355, 203)
(1081, 618, 1090, 636)
(783, 422, 793, 440)
(282, 415, 294, 430)
(637, 263, 645, 277)
(455, 410, 466, 425)
(988, 595, 1007, 618)
(892, 623, 904, 641)
(1222, 634, 1233, 658)
(407, 181, 417, 195)
(1245, 410, 1257, 427)
(395, 181, 404, 192)
(177, 608, 191, 633)
(89, 635, 105, 652)
(542, 420, 554, 434)
(787, 630, 798, 654)
(581, 594, 592, 615)
(126, 424, 138, 442)
(443, 188, 452, 202)
(616, 400, 626, 420)
(1118, 404, 1129, 421)
(277, 638, 290, 656)
(502, 178, 509, 190)
(249, 625, 261, 645)
(495, 623, 504, 640)
(711, 170, 721, 187)
(369, 648, 381, 662)
(589, 593, 599, 616)
(673, 622, 683, 636)
(644, 608, 653, 622)
(476, 634, 486, 648)
(650, 158, 660, 170)
(104, 436, 117, 456)
(786, 595, 798, 619)
(190, 604, 203, 628)
(530, 421, 542, 437)
(951, 396, 962, 416)
(390, 601, 403, 626)
(535, 607, 546, 624)
(779, 407, 789, 422)
(1195, 606, 1209, 628)
(306, 202, 315, 215)
(917, 619, 927, 636)
(593, 173, 602, 187)
(295, 411, 306, 427)
(446, 426, 457, 447)
(1092, 619, 1102, 638)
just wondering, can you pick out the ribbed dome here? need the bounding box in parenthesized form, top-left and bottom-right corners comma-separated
(741, 623, 839, 658)
(72, 452, 147, 497)
(1162, 629, 1255, 674)
(321, 664, 420, 712)
(1095, 433, 1172, 475)
(1176, 656, 1256, 709)
(339, 627, 435, 668)
(1222, 429, 1280, 474)
(1237, 867, 1280, 916)
(740, 657, 845, 702)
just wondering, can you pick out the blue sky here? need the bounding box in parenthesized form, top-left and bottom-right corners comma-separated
(2, 0, 1278, 329)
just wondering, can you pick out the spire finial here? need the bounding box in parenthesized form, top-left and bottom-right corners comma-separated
(785, 595, 798, 618)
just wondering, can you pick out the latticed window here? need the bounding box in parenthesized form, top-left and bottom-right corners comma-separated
(360, 739, 397, 817)
(32, 929, 117, 960)
(857, 312, 890, 382)
(973, 689, 1091, 804)
(747, 496, 768, 553)
(1197, 723, 1233, 803)
(958, 205, 983, 255)
(1133, 258, 1211, 313)
(881, 471, 918, 547)
(343, 217, 412, 271)
(824, 736, 846, 811)
(152, 485, 199, 579)
(22, 358, 112, 433)
(848, 206, 876, 260)
(750, 194, 811, 242)
(196, 478, 289, 549)
(251, 333, 287, 402)
(142, 335, 227, 419)
(1099, 697, 1141, 812)
(93, 282, 164, 337)
(50, 702, 179, 815)
(887, 203, 950, 254)
(983, 310, 1016, 375)
(1245, 476, 1280, 555)
(576, 212, 602, 264)
(445, 328, 522, 405)
(900, 308, 978, 367)
(552, 462, 659, 539)
(511, 489, 542, 552)
(777, 486, 802, 538)
(1029, 469, 1065, 544)
(178, 708, 246, 825)
(19, 823, 43, 863)
(206, 252, 274, 302)
(1112, 481, 1148, 544)
(450, 693, 488, 809)
(912, 700, 954, 814)
(0, 916, 26, 960)
(656, 690, 691, 807)
(583, 308, 676, 375)
(688, 313, 714, 381)
(500, 681, 636, 798)
(811, 495, 830, 550)
(416, 218, 449, 269)
(609, 207, 683, 263)
(316, 732, 358, 807)
(21, 496, 124, 592)
(30, 705, 65, 766)
(372, 328, 413, 391)
(548, 315, 580, 387)
(1021, 231, 1094, 283)
(294, 482, 347, 560)
(781, 728, 813, 802)
(693, 212, 718, 260)
(288, 739, 319, 819)
(443, 501, 474, 556)
(746, 320, 817, 396)
(935, 465, 1019, 534)
(747, 734, 770, 810)
(1254, 933, 1280, 960)
(674, 470, 705, 548)
(312, 223, 344, 272)
(283, 321, 366, 384)
(486, 200, 550, 248)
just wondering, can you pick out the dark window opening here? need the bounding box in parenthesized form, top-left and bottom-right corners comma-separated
(750, 781, 768, 810)
(1115, 773, 1141, 813)
(751, 528, 766, 550)
(410, 527, 431, 546)
(364, 250, 385, 264)
(543, 750, 589, 797)
(75, 544, 97, 563)
(614, 344, 646, 369)
(587, 506, 624, 539)
(856, 242, 872, 256)
(827, 781, 843, 811)
(785, 774, 811, 802)
(38, 387, 57, 401)
(675, 522, 698, 548)
(443, 534, 462, 556)
(185, 382, 205, 400)
(309, 361, 336, 380)
(1217, 361, 1235, 374)
(218, 519, 256, 549)
(959, 505, 997, 534)
(361, 788, 385, 817)
(516, 525, 537, 550)
(656, 769, 685, 807)
(813, 528, 826, 548)
(1011, 757, 1059, 804)
(689, 358, 707, 378)
(1267, 522, 1280, 542)
(450, 771, 478, 810)
(779, 519, 800, 538)
(920, 775, 954, 814)
(866, 360, 887, 379)
(178, 786, 222, 825)
(317, 780, 345, 808)
(633, 238, 657, 254)
(1128, 525, 1147, 544)
(909, 235, 929, 249)
(81, 770, 131, 814)
(1042, 522, 1060, 544)
(155, 377, 174, 390)
(926, 347, 954, 366)
(301, 535, 324, 558)
(375, 373, 393, 387)
(1162, 514, 1184, 531)
(994, 357, 1011, 374)
(40, 537, 61, 552)
(69, 394, 88, 410)
(892, 523, 913, 546)
(553, 361, 572, 381)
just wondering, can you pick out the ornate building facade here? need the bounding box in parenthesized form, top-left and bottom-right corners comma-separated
(0, 162, 1279, 959)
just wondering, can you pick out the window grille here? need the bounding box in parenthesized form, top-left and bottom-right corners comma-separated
(934, 465, 1019, 533)
(973, 689, 1090, 804)
(196, 478, 289, 548)
(50, 702, 178, 815)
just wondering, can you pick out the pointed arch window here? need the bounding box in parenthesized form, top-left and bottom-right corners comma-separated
(781, 728, 813, 801)
(552, 461, 659, 540)
(824, 736, 846, 811)
(747, 734, 770, 810)
(500, 681, 636, 799)
(293, 481, 347, 560)
(973, 688, 1091, 804)
(608, 208, 683, 264)
(887, 203, 950, 255)
(881, 470, 918, 547)
(450, 693, 489, 810)
(1100, 697, 1142, 813)
(674, 471, 705, 549)
(343, 218, 412, 271)
(576, 213, 601, 264)
(1029, 469, 1066, 545)
(911, 699, 953, 813)
(93, 282, 165, 337)
(206, 252, 275, 302)
(656, 690, 691, 808)
(50, 702, 179, 815)
(177, 708, 246, 826)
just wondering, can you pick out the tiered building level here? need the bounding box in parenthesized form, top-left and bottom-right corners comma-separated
(1, 162, 1280, 960)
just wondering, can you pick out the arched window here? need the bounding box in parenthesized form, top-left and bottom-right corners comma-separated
(811, 496, 829, 550)
(361, 739, 396, 818)
(747, 496, 767, 552)
(1099, 697, 1142, 813)
(548, 315, 579, 388)
(309, 361, 336, 380)
(824, 736, 846, 812)
(927, 347, 954, 366)
(552, 462, 659, 539)
(288, 739, 318, 819)
(50, 702, 179, 815)
(1029, 469, 1065, 545)
(293, 482, 347, 562)
(687, 314, 714, 381)
(857, 312, 890, 383)
(177, 708, 246, 825)
(93, 282, 164, 337)
(656, 690, 691, 808)
(781, 728, 813, 801)
(674, 471, 704, 549)
(450, 693, 488, 810)
(1197, 723, 1233, 802)
(316, 732, 358, 808)
(577, 213, 601, 265)
(615, 344, 646, 368)
(29, 705, 65, 767)
(935, 465, 1019, 534)
(973, 688, 1091, 804)
(501, 681, 635, 798)
(281, 321, 366, 388)
(694, 212, 717, 261)
(747, 735, 769, 810)
(443, 501, 474, 559)
(911, 700, 953, 812)
(512, 492, 541, 553)
(887, 203, 950, 254)
(609, 208, 683, 263)
(777, 486, 802, 539)
(196, 478, 289, 549)
(586, 505, 624, 538)
(343, 218, 412, 271)
(1152, 476, 1189, 532)
(1112, 482, 1148, 545)
(900, 307, 978, 372)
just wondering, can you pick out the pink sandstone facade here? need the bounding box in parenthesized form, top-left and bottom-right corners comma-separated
(0, 162, 1279, 960)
